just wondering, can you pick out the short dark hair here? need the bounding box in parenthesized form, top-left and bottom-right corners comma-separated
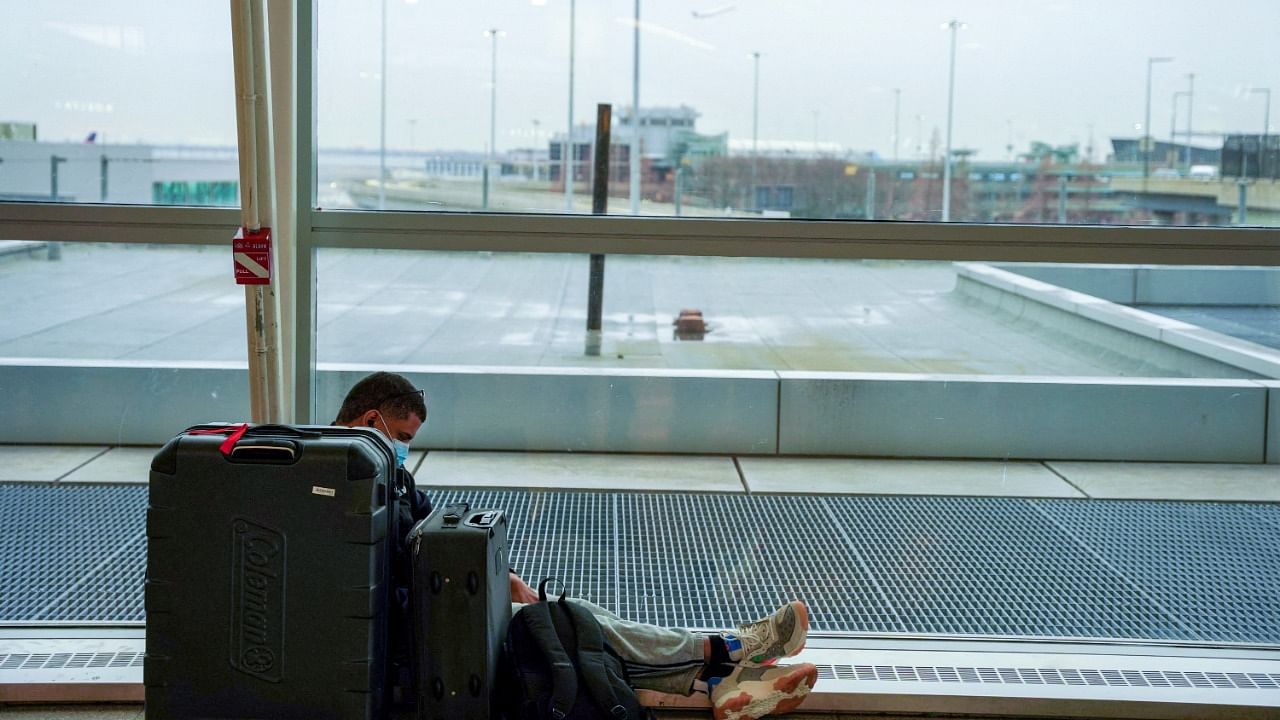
(334, 372, 427, 425)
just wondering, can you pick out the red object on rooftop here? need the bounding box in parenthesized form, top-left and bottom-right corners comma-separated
(673, 308, 707, 340)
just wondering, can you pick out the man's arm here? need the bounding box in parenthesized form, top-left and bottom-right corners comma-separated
(510, 571, 537, 604)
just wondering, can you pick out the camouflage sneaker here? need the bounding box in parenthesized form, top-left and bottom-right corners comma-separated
(723, 601, 809, 665)
(709, 663, 818, 720)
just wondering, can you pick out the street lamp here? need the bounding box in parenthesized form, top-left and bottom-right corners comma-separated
(1249, 87, 1270, 177)
(1184, 72, 1195, 166)
(1143, 55, 1173, 185)
(565, 0, 576, 211)
(378, 0, 388, 209)
(484, 28, 505, 210)
(941, 19, 965, 223)
(751, 50, 761, 208)
(1171, 90, 1188, 151)
(892, 88, 901, 164)
(630, 0, 641, 214)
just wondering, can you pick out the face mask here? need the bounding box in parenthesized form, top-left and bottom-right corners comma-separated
(376, 413, 411, 467)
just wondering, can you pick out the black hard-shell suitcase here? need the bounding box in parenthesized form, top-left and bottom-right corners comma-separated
(409, 502, 511, 720)
(145, 423, 399, 720)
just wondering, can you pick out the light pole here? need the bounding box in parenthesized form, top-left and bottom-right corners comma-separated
(565, 0, 576, 211)
(892, 88, 901, 163)
(531, 119, 540, 181)
(1184, 72, 1195, 166)
(1251, 87, 1273, 136)
(484, 28, 504, 210)
(1171, 90, 1188, 151)
(1143, 56, 1173, 186)
(1250, 87, 1271, 178)
(378, 0, 388, 209)
(751, 50, 761, 208)
(629, 0, 641, 214)
(941, 19, 964, 222)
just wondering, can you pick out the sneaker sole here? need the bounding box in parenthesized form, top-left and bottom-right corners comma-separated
(713, 664, 818, 720)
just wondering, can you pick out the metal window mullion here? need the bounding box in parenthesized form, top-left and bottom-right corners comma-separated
(308, 211, 1280, 266)
(0, 203, 239, 245)
(293, 0, 318, 423)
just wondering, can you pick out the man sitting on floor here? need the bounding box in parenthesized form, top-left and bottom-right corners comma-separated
(334, 371, 819, 720)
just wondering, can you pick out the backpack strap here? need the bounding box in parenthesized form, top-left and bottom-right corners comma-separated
(521, 582, 578, 720)
(560, 597, 632, 720)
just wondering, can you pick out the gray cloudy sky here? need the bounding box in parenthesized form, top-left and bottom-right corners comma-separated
(5, 1, 1278, 161)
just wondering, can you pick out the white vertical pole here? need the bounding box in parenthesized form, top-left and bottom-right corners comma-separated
(230, 0, 284, 423)
(267, 0, 296, 420)
(629, 0, 641, 214)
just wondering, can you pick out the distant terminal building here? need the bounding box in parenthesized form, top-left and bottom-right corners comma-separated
(546, 105, 727, 197)
(1110, 138, 1220, 168)
(0, 137, 235, 205)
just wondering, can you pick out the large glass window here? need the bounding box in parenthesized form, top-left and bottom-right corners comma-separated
(317, 0, 1280, 226)
(0, 2, 238, 206)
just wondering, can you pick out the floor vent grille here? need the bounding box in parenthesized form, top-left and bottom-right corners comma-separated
(813, 664, 1280, 690)
(0, 651, 144, 671)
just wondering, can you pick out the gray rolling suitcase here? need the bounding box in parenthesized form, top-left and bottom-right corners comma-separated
(146, 423, 398, 720)
(409, 502, 511, 720)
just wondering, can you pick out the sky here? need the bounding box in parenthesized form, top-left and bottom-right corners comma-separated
(3, 0, 1278, 161)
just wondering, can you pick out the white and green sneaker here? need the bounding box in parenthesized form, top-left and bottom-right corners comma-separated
(709, 662, 818, 720)
(721, 601, 810, 665)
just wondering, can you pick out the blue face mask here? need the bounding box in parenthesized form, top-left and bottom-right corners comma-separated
(376, 413, 411, 467)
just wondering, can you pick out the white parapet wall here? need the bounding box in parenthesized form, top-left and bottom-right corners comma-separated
(956, 263, 1280, 380)
(318, 363, 780, 455)
(777, 371, 1269, 463)
(0, 359, 1276, 463)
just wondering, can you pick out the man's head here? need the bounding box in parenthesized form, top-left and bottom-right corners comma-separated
(334, 372, 427, 463)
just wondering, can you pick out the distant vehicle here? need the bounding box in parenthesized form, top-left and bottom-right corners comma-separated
(1153, 168, 1181, 178)
(1188, 164, 1219, 180)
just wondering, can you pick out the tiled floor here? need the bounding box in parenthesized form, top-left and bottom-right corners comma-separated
(739, 457, 1083, 497)
(6, 444, 1274, 502)
(421, 451, 745, 492)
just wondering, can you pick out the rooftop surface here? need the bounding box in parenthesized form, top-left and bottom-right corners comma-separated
(0, 245, 1256, 377)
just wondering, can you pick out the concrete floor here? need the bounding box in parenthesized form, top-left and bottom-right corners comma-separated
(0, 246, 1251, 377)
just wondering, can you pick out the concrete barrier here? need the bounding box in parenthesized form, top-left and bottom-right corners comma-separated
(1, 360, 1273, 463)
(319, 364, 779, 455)
(994, 263, 1280, 306)
(778, 371, 1268, 463)
(959, 263, 1280, 379)
(0, 359, 250, 445)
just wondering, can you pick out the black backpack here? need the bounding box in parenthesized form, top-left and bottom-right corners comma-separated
(503, 579, 653, 720)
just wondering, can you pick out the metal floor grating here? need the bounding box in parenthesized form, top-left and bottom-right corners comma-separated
(0, 483, 148, 622)
(3, 482, 1280, 645)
